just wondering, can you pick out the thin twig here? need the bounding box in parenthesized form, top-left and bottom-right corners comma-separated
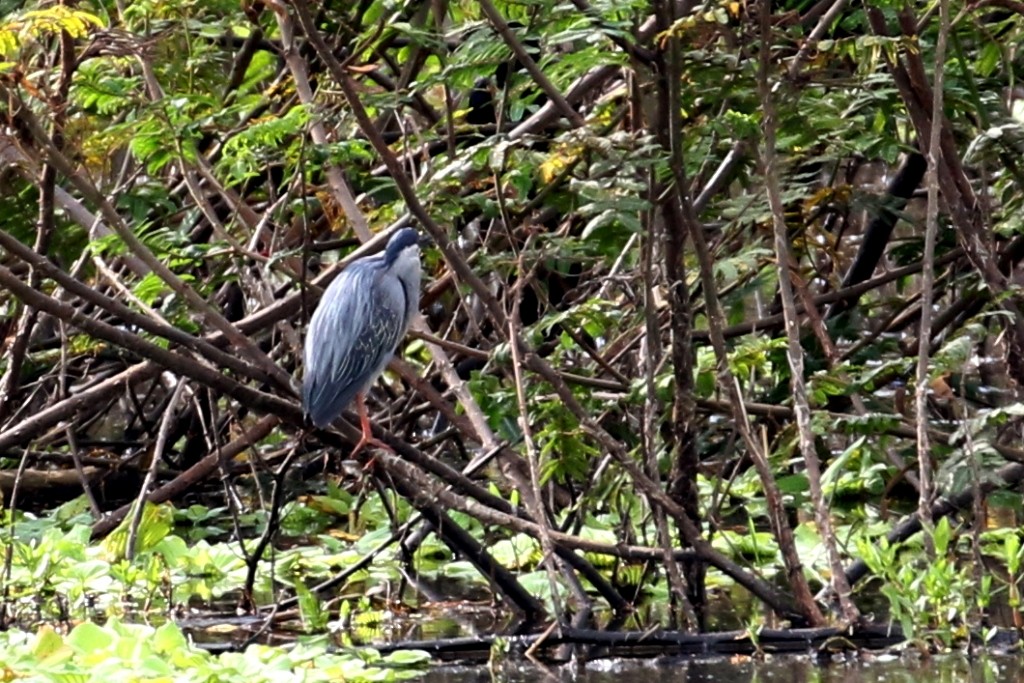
(476, 0, 585, 128)
(508, 244, 575, 625)
(915, 0, 950, 540)
(787, 0, 850, 80)
(268, 0, 371, 242)
(0, 447, 31, 627)
(127, 378, 189, 560)
(757, 0, 856, 623)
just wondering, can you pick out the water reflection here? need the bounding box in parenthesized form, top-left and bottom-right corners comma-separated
(423, 654, 1021, 683)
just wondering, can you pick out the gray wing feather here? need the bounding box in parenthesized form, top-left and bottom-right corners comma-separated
(302, 261, 408, 428)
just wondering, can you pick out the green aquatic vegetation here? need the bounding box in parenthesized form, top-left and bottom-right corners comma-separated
(979, 528, 1024, 628)
(2, 494, 529, 628)
(0, 619, 429, 682)
(490, 534, 543, 569)
(0, 501, 348, 624)
(856, 518, 979, 648)
(712, 528, 780, 567)
(0, 510, 253, 624)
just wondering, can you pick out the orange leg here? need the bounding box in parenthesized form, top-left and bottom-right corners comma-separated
(350, 392, 393, 461)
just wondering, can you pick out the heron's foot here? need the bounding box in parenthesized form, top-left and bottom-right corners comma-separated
(350, 434, 393, 469)
(352, 393, 392, 465)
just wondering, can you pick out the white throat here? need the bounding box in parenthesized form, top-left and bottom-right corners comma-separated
(393, 247, 421, 273)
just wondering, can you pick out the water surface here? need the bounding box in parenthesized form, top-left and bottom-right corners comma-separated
(422, 654, 1021, 682)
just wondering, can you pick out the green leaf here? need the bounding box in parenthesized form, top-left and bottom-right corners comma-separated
(65, 621, 114, 653)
